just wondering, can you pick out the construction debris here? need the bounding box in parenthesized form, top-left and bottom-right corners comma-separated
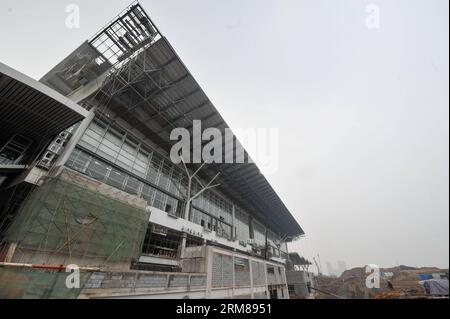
(316, 266, 449, 299)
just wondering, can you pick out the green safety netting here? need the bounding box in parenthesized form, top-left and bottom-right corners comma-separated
(0, 268, 90, 299)
(1, 173, 150, 298)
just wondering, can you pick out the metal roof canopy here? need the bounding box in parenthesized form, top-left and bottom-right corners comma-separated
(35, 2, 304, 239)
(0, 62, 89, 142)
(94, 34, 304, 239)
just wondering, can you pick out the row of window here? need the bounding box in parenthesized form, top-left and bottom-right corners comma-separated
(66, 148, 233, 238)
(67, 147, 286, 256)
(190, 208, 232, 239)
(66, 148, 182, 216)
(79, 119, 233, 224)
(79, 120, 186, 198)
(68, 118, 286, 249)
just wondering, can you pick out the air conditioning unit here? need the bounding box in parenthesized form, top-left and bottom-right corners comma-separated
(37, 152, 56, 169)
(54, 137, 65, 146)
(48, 143, 63, 155)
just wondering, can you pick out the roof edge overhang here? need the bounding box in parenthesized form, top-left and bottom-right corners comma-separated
(0, 62, 89, 119)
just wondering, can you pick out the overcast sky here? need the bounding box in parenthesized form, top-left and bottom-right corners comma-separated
(0, 0, 448, 272)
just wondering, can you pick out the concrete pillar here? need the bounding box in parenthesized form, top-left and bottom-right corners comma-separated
(249, 256, 254, 299)
(264, 261, 269, 299)
(178, 232, 187, 260)
(4, 242, 17, 262)
(231, 204, 235, 240)
(231, 251, 236, 298)
(205, 246, 213, 299)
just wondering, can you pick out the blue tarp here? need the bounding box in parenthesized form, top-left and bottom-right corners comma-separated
(419, 279, 449, 295)
(418, 274, 433, 280)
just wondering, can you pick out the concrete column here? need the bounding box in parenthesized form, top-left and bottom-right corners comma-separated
(231, 204, 235, 240)
(184, 178, 191, 220)
(51, 109, 96, 176)
(205, 246, 213, 299)
(4, 242, 17, 262)
(231, 251, 236, 298)
(264, 261, 269, 299)
(178, 232, 187, 260)
(249, 257, 254, 299)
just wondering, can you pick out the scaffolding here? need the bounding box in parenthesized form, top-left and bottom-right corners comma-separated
(0, 168, 150, 298)
(0, 268, 91, 299)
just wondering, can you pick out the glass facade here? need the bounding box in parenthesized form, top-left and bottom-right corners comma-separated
(66, 117, 282, 247)
(235, 207, 250, 242)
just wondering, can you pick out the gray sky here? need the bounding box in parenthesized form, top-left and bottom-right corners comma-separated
(0, 0, 448, 271)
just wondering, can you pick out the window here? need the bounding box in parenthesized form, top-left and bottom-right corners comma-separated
(141, 184, 155, 205)
(91, 120, 107, 135)
(67, 149, 90, 172)
(249, 217, 254, 239)
(234, 257, 249, 269)
(235, 208, 250, 241)
(79, 129, 101, 152)
(147, 157, 160, 184)
(288, 285, 295, 294)
(267, 267, 275, 275)
(86, 160, 108, 181)
(158, 165, 171, 190)
(142, 225, 181, 259)
(107, 168, 126, 189)
(234, 257, 250, 287)
(0, 134, 32, 165)
(132, 161, 147, 178)
(122, 137, 138, 157)
(124, 176, 141, 195)
(165, 197, 178, 215)
(153, 190, 166, 210)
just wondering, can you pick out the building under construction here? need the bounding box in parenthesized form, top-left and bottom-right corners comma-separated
(0, 2, 304, 299)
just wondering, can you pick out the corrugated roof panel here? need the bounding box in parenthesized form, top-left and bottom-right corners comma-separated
(0, 62, 88, 143)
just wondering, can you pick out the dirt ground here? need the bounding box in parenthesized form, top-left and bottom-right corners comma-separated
(314, 266, 448, 299)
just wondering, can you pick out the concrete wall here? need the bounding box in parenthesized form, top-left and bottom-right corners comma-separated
(78, 245, 289, 299)
(79, 270, 207, 299)
(205, 246, 288, 299)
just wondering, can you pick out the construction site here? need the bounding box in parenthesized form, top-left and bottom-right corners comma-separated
(1, 1, 448, 301)
(313, 265, 449, 299)
(0, 2, 304, 299)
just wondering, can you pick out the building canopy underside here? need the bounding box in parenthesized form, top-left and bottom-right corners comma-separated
(0, 62, 88, 143)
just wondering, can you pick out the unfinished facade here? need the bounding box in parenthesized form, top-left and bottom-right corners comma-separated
(0, 2, 304, 299)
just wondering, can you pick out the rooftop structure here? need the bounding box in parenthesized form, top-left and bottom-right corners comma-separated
(40, 2, 303, 240)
